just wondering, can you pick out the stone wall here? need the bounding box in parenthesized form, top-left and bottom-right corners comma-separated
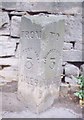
(0, 2, 84, 86)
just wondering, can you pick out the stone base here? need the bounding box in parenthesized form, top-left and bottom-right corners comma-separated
(18, 81, 59, 113)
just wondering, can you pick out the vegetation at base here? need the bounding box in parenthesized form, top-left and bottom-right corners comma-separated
(74, 76, 84, 100)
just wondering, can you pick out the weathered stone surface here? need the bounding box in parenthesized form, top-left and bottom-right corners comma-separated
(65, 77, 73, 83)
(61, 3, 82, 15)
(1, 2, 82, 15)
(75, 42, 84, 50)
(30, 2, 82, 14)
(65, 63, 80, 77)
(16, 2, 32, 11)
(18, 83, 59, 113)
(80, 64, 84, 76)
(0, 58, 18, 66)
(0, 12, 10, 35)
(0, 66, 18, 81)
(0, 12, 9, 28)
(71, 75, 78, 84)
(1, 2, 17, 10)
(11, 16, 21, 37)
(18, 14, 64, 113)
(64, 15, 82, 42)
(0, 2, 2, 9)
(65, 76, 78, 85)
(63, 50, 84, 62)
(0, 36, 16, 57)
(11, 37, 20, 43)
(0, 77, 7, 86)
(63, 42, 73, 50)
(15, 43, 20, 58)
(0, 24, 10, 36)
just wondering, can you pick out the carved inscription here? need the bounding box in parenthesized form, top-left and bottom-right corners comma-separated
(44, 49, 56, 70)
(22, 48, 40, 85)
(22, 48, 39, 70)
(21, 31, 60, 40)
(25, 61, 33, 69)
(21, 31, 42, 39)
(22, 48, 58, 72)
(21, 30, 62, 86)
(24, 76, 39, 86)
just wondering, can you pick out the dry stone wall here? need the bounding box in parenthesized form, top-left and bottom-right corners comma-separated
(0, 2, 84, 87)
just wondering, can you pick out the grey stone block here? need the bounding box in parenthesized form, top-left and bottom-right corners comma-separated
(65, 63, 80, 77)
(0, 12, 9, 28)
(30, 2, 82, 14)
(1, 2, 82, 15)
(64, 15, 82, 42)
(0, 66, 18, 81)
(80, 64, 84, 76)
(0, 24, 10, 36)
(1, 2, 17, 10)
(65, 76, 78, 85)
(63, 50, 84, 62)
(0, 58, 18, 66)
(18, 14, 65, 113)
(63, 42, 73, 50)
(0, 36, 16, 57)
(75, 42, 84, 50)
(0, 12, 10, 35)
(11, 16, 21, 37)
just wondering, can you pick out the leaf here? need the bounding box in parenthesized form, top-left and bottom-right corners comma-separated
(74, 76, 84, 99)
(74, 92, 79, 97)
(79, 94, 82, 99)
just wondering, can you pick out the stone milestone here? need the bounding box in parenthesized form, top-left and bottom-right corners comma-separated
(18, 15, 65, 113)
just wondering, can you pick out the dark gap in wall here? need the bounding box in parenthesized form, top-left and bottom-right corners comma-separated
(27, 11, 52, 15)
(1, 65, 11, 69)
(0, 55, 15, 58)
(67, 61, 84, 68)
(70, 41, 75, 48)
(8, 12, 12, 20)
(9, 14, 23, 17)
(0, 34, 10, 37)
(15, 43, 19, 52)
(2, 8, 52, 15)
(1, 8, 76, 16)
(10, 36, 19, 39)
(27, 11, 75, 16)
(2, 8, 14, 12)
(61, 64, 65, 83)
